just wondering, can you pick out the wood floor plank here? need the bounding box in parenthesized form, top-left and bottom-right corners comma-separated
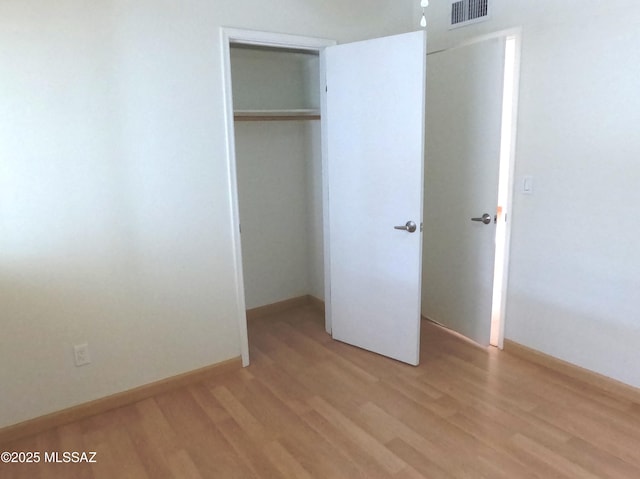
(511, 433, 602, 479)
(124, 405, 175, 479)
(187, 383, 231, 425)
(277, 423, 369, 479)
(3, 305, 640, 478)
(356, 401, 492, 478)
(385, 437, 455, 479)
(531, 403, 640, 468)
(562, 436, 640, 479)
(308, 396, 407, 475)
(132, 398, 178, 453)
(263, 440, 313, 479)
(150, 389, 213, 440)
(210, 385, 270, 443)
(215, 417, 285, 479)
(165, 450, 203, 479)
(48, 435, 96, 479)
(248, 361, 315, 415)
(299, 409, 396, 479)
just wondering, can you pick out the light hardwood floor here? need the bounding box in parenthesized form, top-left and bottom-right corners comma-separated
(2, 304, 640, 478)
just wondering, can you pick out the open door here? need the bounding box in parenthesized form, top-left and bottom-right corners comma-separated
(422, 37, 506, 346)
(325, 31, 426, 365)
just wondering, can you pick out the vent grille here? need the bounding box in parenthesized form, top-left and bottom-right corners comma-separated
(450, 0, 489, 28)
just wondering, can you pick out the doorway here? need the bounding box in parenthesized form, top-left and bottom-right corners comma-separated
(421, 31, 521, 348)
(231, 46, 323, 314)
(221, 29, 335, 366)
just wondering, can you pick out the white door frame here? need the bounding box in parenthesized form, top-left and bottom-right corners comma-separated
(427, 28, 521, 349)
(220, 28, 336, 366)
(493, 29, 522, 349)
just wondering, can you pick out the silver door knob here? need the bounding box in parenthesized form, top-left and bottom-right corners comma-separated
(471, 213, 492, 225)
(394, 221, 417, 233)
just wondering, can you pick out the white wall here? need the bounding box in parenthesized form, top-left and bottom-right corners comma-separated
(307, 121, 325, 300)
(230, 47, 320, 111)
(231, 48, 324, 309)
(423, 0, 640, 387)
(0, 0, 416, 428)
(235, 121, 316, 309)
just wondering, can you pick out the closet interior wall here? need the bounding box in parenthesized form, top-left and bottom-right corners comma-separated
(231, 46, 324, 310)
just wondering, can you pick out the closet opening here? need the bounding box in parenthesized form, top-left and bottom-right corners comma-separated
(221, 29, 336, 366)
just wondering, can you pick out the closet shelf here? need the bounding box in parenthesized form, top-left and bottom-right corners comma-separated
(234, 109, 320, 121)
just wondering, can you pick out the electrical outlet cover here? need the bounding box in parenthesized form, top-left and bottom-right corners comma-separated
(73, 343, 91, 367)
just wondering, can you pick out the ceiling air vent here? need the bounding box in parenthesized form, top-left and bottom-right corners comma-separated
(450, 0, 489, 29)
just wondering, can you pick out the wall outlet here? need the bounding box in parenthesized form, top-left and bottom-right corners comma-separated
(73, 343, 91, 367)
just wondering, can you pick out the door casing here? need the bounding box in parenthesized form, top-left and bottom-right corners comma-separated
(221, 28, 335, 366)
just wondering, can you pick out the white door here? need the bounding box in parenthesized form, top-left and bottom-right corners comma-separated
(325, 31, 426, 365)
(422, 38, 506, 346)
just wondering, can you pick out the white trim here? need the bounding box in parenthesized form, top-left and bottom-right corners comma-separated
(427, 26, 522, 55)
(497, 31, 522, 350)
(220, 27, 336, 366)
(490, 33, 520, 349)
(220, 28, 250, 367)
(224, 27, 335, 51)
(319, 49, 332, 334)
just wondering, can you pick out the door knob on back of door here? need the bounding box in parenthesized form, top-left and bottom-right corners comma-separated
(471, 213, 492, 225)
(394, 221, 417, 233)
